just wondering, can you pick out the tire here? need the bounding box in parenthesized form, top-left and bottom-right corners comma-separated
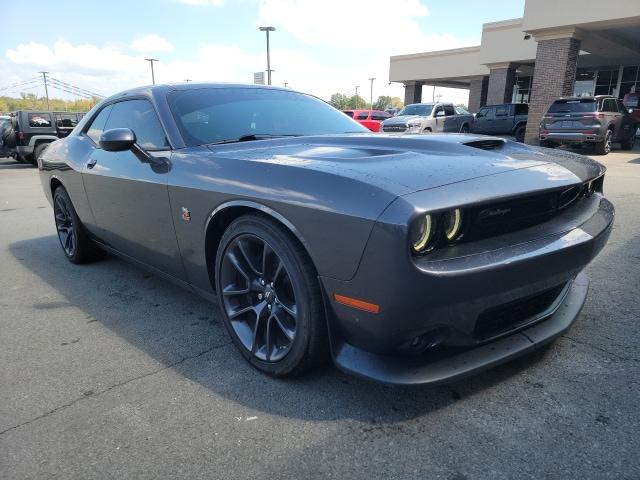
(33, 143, 49, 164)
(460, 124, 470, 134)
(215, 214, 328, 377)
(514, 125, 526, 143)
(53, 187, 104, 264)
(620, 132, 636, 151)
(594, 129, 613, 155)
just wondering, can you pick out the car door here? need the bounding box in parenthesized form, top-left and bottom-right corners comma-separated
(81, 98, 185, 279)
(442, 104, 458, 132)
(616, 99, 635, 141)
(432, 105, 446, 132)
(473, 106, 495, 134)
(493, 105, 511, 134)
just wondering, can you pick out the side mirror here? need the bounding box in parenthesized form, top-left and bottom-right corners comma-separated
(435, 110, 445, 117)
(629, 108, 634, 114)
(100, 128, 136, 152)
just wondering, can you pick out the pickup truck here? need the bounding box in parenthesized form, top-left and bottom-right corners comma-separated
(471, 103, 528, 142)
(380, 102, 474, 134)
(343, 109, 391, 132)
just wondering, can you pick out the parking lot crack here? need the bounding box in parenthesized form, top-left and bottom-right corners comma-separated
(561, 335, 638, 362)
(0, 341, 232, 437)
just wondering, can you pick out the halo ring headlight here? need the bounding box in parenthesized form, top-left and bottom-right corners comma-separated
(410, 214, 435, 253)
(444, 208, 463, 242)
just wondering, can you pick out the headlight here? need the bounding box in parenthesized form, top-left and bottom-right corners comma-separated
(410, 214, 436, 253)
(444, 208, 463, 242)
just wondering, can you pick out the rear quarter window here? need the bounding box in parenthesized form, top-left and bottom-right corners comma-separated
(356, 112, 370, 120)
(28, 113, 52, 127)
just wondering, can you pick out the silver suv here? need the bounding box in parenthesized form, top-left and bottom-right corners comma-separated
(380, 102, 474, 134)
(539, 95, 636, 155)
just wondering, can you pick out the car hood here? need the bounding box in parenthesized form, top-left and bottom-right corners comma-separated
(205, 134, 603, 197)
(382, 115, 424, 126)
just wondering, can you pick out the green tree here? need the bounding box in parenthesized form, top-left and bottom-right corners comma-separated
(329, 93, 350, 110)
(373, 95, 392, 110)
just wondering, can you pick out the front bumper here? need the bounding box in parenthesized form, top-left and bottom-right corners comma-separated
(331, 272, 588, 385)
(320, 192, 613, 385)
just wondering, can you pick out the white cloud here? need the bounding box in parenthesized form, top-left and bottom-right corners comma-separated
(179, 0, 224, 5)
(131, 34, 175, 53)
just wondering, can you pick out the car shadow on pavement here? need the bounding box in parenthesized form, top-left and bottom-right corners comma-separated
(10, 235, 552, 424)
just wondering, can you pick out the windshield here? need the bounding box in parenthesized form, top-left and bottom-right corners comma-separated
(397, 104, 433, 117)
(168, 88, 368, 146)
(548, 99, 596, 113)
(455, 106, 470, 115)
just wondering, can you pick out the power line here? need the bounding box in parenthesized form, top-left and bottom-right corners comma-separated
(47, 77, 104, 98)
(0, 77, 42, 92)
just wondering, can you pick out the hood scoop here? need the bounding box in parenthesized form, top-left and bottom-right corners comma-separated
(464, 138, 506, 151)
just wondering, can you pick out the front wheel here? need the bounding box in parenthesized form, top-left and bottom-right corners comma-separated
(514, 125, 526, 143)
(459, 124, 470, 134)
(215, 214, 328, 377)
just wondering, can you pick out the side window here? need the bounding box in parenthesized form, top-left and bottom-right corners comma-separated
(515, 104, 528, 115)
(371, 112, 389, 121)
(443, 105, 455, 116)
(495, 106, 508, 116)
(86, 106, 113, 145)
(356, 112, 369, 120)
(616, 100, 627, 113)
(602, 99, 616, 112)
(104, 99, 168, 150)
(434, 106, 444, 116)
(28, 113, 52, 127)
(477, 107, 495, 119)
(343, 111, 354, 118)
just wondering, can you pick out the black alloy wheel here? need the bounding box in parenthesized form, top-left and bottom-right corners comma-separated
(220, 234, 298, 362)
(215, 214, 327, 377)
(515, 125, 526, 143)
(595, 129, 613, 155)
(52, 187, 104, 264)
(54, 193, 77, 258)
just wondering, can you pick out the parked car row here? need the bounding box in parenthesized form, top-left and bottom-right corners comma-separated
(0, 110, 86, 165)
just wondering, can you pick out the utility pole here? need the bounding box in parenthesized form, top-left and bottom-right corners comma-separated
(283, 82, 288, 88)
(355, 85, 359, 108)
(432, 85, 436, 102)
(39, 72, 50, 110)
(368, 77, 375, 109)
(184, 79, 192, 82)
(145, 58, 159, 85)
(259, 26, 276, 85)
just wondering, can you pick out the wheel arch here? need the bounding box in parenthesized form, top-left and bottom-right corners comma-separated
(512, 121, 526, 134)
(204, 200, 315, 291)
(50, 176, 63, 197)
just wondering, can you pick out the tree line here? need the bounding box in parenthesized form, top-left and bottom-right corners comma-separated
(0, 93, 99, 113)
(329, 93, 404, 111)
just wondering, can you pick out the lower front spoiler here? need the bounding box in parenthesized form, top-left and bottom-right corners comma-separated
(331, 272, 589, 386)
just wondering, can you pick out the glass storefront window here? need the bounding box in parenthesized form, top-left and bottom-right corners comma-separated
(512, 75, 532, 103)
(594, 69, 619, 96)
(620, 66, 639, 99)
(574, 69, 595, 97)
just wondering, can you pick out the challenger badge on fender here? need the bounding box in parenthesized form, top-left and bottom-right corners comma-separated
(181, 207, 191, 222)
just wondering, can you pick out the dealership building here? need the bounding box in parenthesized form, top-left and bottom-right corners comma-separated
(389, 0, 640, 143)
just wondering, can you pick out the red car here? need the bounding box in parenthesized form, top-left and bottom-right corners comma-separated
(343, 109, 391, 132)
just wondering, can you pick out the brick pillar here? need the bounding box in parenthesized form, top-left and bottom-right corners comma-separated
(486, 65, 517, 105)
(404, 81, 423, 105)
(468, 76, 488, 113)
(524, 37, 580, 144)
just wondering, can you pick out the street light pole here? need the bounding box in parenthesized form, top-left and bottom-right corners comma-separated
(259, 26, 276, 85)
(39, 71, 50, 110)
(368, 77, 375, 109)
(355, 85, 359, 108)
(145, 58, 159, 85)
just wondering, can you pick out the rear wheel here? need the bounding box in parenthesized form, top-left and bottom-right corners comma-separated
(594, 129, 613, 155)
(215, 214, 328, 377)
(32, 143, 49, 166)
(514, 125, 526, 143)
(53, 187, 104, 264)
(620, 131, 636, 151)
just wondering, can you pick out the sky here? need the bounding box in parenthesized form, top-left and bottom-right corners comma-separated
(0, 0, 525, 106)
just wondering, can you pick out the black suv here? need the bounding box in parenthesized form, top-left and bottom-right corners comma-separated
(539, 96, 636, 155)
(3, 110, 85, 165)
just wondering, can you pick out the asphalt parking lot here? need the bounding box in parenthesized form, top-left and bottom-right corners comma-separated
(1, 147, 639, 480)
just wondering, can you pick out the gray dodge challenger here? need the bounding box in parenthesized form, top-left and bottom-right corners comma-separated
(38, 83, 614, 385)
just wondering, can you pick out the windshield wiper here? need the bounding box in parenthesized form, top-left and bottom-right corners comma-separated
(209, 133, 301, 145)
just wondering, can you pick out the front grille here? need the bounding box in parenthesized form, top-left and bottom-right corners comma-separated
(474, 283, 567, 340)
(382, 125, 407, 132)
(463, 180, 597, 243)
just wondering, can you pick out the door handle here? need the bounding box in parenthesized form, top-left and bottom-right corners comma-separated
(87, 158, 97, 169)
